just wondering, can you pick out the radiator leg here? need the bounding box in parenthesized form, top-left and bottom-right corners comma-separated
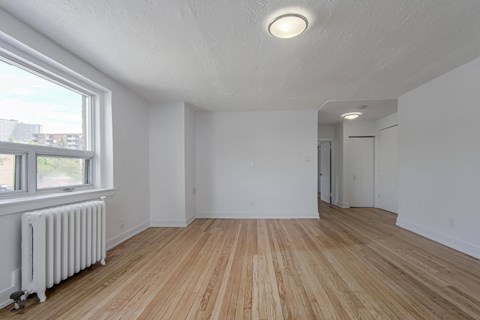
(37, 291, 47, 303)
(9, 291, 26, 311)
(100, 259, 106, 266)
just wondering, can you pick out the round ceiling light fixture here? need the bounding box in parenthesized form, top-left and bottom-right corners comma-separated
(268, 14, 308, 39)
(341, 112, 362, 120)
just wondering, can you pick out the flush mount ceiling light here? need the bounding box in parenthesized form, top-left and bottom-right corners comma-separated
(341, 112, 362, 120)
(268, 14, 308, 39)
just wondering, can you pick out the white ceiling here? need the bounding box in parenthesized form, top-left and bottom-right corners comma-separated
(1, 1, 480, 111)
(318, 99, 397, 124)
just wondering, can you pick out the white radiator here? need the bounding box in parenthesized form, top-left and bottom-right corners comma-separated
(21, 199, 106, 302)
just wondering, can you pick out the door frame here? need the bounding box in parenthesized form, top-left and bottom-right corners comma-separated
(317, 139, 334, 205)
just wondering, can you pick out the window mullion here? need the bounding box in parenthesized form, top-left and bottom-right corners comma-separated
(14, 155, 23, 190)
(27, 151, 36, 194)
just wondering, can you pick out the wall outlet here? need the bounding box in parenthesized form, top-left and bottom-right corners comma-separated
(120, 220, 125, 229)
(250, 201, 255, 207)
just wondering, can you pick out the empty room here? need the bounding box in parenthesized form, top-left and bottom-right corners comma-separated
(0, 1, 479, 319)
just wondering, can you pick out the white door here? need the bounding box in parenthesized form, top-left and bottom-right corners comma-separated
(347, 137, 374, 207)
(319, 142, 331, 203)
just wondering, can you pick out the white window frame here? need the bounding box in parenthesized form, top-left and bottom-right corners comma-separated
(0, 32, 114, 207)
(0, 53, 95, 196)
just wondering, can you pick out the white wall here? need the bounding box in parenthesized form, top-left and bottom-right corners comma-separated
(318, 124, 335, 140)
(398, 57, 480, 259)
(149, 103, 186, 226)
(0, 9, 151, 305)
(107, 89, 150, 247)
(185, 104, 196, 223)
(376, 112, 398, 131)
(343, 120, 376, 137)
(195, 111, 318, 218)
(333, 123, 344, 206)
(149, 102, 195, 226)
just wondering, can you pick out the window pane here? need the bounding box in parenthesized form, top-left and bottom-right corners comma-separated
(37, 156, 89, 189)
(0, 153, 21, 192)
(0, 58, 90, 150)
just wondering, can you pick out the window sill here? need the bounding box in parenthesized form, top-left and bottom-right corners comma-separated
(0, 188, 116, 217)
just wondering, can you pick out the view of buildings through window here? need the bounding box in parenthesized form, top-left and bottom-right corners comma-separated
(0, 57, 91, 191)
(0, 119, 85, 149)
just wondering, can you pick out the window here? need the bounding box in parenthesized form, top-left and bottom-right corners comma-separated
(0, 153, 24, 192)
(0, 53, 95, 196)
(36, 156, 91, 190)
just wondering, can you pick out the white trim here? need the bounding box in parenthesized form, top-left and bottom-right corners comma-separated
(0, 142, 94, 158)
(0, 31, 109, 95)
(334, 201, 349, 209)
(150, 216, 196, 228)
(396, 217, 480, 259)
(185, 215, 196, 226)
(150, 219, 192, 228)
(150, 219, 184, 227)
(0, 188, 115, 216)
(317, 139, 335, 206)
(150, 216, 195, 228)
(106, 221, 150, 251)
(0, 269, 20, 309)
(195, 213, 319, 219)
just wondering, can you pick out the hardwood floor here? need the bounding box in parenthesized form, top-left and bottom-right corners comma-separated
(2, 203, 480, 319)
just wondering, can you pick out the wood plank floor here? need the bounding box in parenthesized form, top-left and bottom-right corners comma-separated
(2, 203, 480, 319)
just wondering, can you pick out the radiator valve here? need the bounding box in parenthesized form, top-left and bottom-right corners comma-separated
(10, 291, 25, 311)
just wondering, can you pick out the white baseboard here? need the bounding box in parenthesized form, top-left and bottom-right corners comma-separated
(0, 269, 20, 309)
(196, 213, 319, 219)
(396, 218, 480, 259)
(106, 221, 150, 250)
(185, 215, 196, 226)
(150, 219, 191, 227)
(334, 202, 349, 209)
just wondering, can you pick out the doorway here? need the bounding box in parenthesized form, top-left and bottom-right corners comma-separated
(317, 141, 332, 205)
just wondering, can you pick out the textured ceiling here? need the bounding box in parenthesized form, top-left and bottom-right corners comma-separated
(318, 99, 397, 124)
(1, 0, 480, 111)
